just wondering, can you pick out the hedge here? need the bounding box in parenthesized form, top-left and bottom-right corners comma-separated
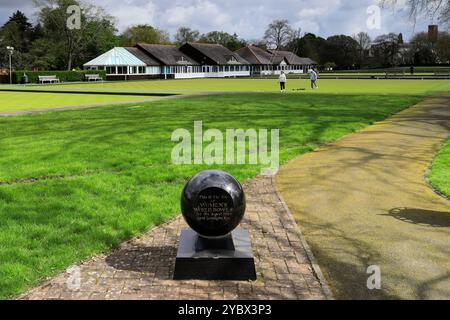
(11, 70, 106, 84)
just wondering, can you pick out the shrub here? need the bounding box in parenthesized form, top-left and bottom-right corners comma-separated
(11, 70, 106, 84)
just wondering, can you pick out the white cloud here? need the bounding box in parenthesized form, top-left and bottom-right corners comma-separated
(0, 0, 435, 41)
(93, 0, 157, 30)
(163, 0, 231, 29)
(293, 20, 320, 35)
(298, 8, 326, 18)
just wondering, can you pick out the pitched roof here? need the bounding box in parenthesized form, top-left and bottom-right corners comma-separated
(235, 46, 316, 66)
(269, 50, 317, 65)
(271, 55, 287, 65)
(299, 57, 318, 65)
(124, 47, 160, 66)
(84, 47, 147, 66)
(136, 44, 199, 66)
(235, 46, 274, 65)
(182, 43, 249, 65)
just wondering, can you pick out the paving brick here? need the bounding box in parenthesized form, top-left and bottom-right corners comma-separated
(20, 176, 326, 300)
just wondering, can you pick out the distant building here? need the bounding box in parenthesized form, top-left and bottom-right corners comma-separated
(235, 45, 278, 75)
(84, 43, 317, 80)
(84, 47, 152, 81)
(179, 42, 250, 78)
(135, 44, 200, 79)
(236, 45, 317, 75)
(268, 49, 317, 74)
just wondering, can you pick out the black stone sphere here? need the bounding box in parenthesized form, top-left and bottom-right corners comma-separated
(181, 170, 246, 238)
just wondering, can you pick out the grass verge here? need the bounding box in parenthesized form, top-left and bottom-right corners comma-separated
(428, 139, 450, 197)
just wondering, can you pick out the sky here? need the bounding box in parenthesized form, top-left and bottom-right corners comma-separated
(0, 0, 440, 41)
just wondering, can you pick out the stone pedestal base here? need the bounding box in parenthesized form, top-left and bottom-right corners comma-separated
(173, 229, 257, 281)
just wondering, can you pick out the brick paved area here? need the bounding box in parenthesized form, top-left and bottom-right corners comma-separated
(21, 176, 330, 300)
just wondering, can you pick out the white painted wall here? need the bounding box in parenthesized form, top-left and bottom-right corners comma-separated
(261, 70, 304, 75)
(146, 66, 161, 75)
(175, 71, 250, 79)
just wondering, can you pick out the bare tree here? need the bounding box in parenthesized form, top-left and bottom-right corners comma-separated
(353, 32, 372, 65)
(382, 0, 450, 25)
(372, 33, 402, 66)
(263, 19, 295, 50)
(290, 27, 303, 40)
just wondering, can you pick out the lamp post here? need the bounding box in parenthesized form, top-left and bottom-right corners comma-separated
(6, 46, 14, 84)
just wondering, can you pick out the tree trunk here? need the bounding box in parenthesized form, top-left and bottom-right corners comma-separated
(68, 54, 72, 71)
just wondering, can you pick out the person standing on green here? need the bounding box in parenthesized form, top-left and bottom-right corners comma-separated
(279, 71, 287, 92)
(309, 69, 318, 89)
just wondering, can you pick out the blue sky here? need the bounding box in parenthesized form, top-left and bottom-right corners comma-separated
(0, 0, 438, 41)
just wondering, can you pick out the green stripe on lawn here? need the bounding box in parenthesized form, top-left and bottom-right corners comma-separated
(0, 91, 162, 112)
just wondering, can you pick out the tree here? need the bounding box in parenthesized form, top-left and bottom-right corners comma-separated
(408, 31, 450, 65)
(435, 32, 450, 64)
(1, 11, 34, 51)
(34, 0, 117, 70)
(287, 33, 326, 64)
(174, 27, 200, 45)
(199, 31, 246, 51)
(353, 32, 372, 67)
(371, 33, 403, 67)
(28, 38, 57, 69)
(121, 24, 170, 46)
(0, 10, 39, 69)
(382, 0, 450, 25)
(263, 19, 295, 50)
(323, 62, 337, 71)
(322, 35, 359, 69)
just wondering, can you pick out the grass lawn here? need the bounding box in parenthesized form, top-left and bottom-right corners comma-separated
(4, 78, 450, 96)
(0, 91, 163, 113)
(0, 92, 426, 299)
(428, 139, 450, 197)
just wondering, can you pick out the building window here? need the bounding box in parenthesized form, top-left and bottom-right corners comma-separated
(106, 66, 116, 74)
(139, 66, 145, 74)
(117, 66, 127, 74)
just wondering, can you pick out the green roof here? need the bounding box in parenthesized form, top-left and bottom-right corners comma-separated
(84, 47, 147, 66)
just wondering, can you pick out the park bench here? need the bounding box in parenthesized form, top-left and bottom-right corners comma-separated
(38, 75, 60, 84)
(85, 74, 103, 82)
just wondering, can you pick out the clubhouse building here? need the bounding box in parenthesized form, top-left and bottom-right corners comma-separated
(84, 43, 317, 80)
(236, 46, 316, 75)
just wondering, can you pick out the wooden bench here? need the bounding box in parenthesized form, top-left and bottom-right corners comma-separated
(38, 75, 60, 84)
(85, 74, 103, 82)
